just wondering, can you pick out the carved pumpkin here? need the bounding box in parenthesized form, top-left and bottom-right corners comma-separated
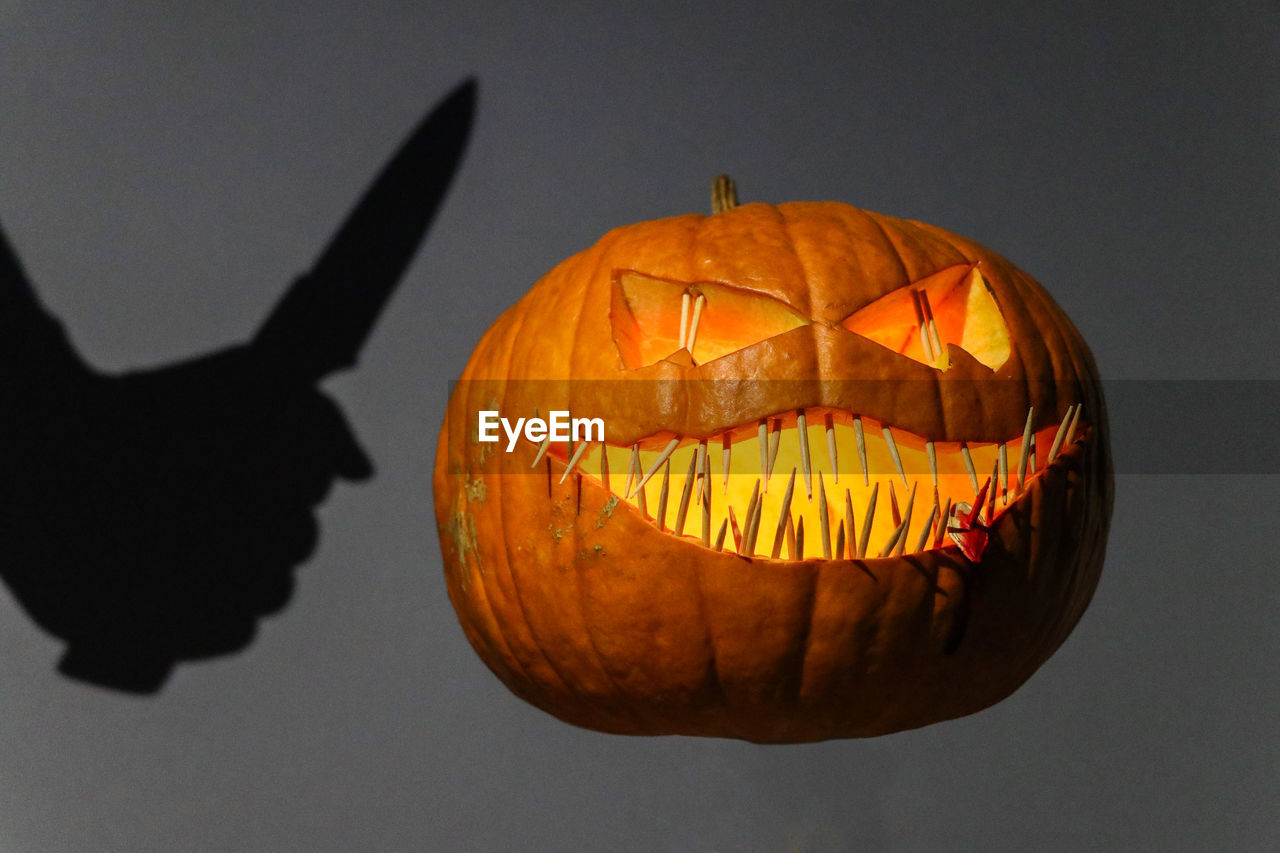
(434, 178, 1111, 742)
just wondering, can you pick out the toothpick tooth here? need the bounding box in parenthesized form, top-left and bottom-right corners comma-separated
(1063, 403, 1083, 449)
(934, 496, 952, 549)
(600, 441, 610, 492)
(969, 477, 991, 527)
(695, 440, 708, 506)
(818, 472, 832, 559)
(655, 459, 671, 531)
(700, 457, 712, 545)
(1028, 432, 1036, 475)
(961, 442, 979, 494)
(559, 440, 589, 483)
(687, 293, 705, 356)
(929, 489, 941, 540)
(747, 420, 762, 491)
(854, 416, 868, 485)
(673, 449, 698, 537)
(891, 483, 917, 557)
(987, 460, 998, 524)
(889, 481, 902, 528)
(1015, 406, 1034, 495)
(927, 441, 938, 488)
(797, 410, 813, 499)
(702, 447, 711, 508)
(742, 481, 762, 556)
(678, 291, 690, 349)
(795, 517, 805, 561)
(630, 437, 680, 497)
(771, 468, 798, 559)
(744, 483, 765, 556)
(632, 448, 647, 516)
(879, 517, 907, 558)
(912, 289, 935, 361)
(722, 434, 732, 494)
(752, 417, 762, 484)
(858, 482, 878, 559)
(920, 289, 943, 358)
(844, 489, 855, 560)
(714, 519, 728, 552)
(835, 520, 846, 562)
(728, 505, 743, 553)
(626, 443, 640, 492)
(824, 413, 838, 483)
(767, 419, 782, 483)
(883, 426, 908, 488)
(1046, 404, 1075, 463)
(531, 435, 552, 468)
(785, 513, 797, 560)
(915, 502, 938, 553)
(744, 479, 760, 526)
(998, 442, 1009, 505)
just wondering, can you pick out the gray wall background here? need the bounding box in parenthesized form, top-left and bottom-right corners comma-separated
(0, 2, 1276, 850)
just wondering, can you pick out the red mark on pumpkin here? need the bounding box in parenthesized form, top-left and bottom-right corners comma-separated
(947, 478, 993, 562)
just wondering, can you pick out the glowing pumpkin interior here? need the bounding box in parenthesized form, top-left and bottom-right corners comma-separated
(611, 271, 811, 368)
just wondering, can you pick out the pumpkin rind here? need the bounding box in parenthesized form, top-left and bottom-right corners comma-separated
(434, 201, 1112, 742)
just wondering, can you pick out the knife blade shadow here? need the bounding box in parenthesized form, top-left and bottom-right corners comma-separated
(0, 78, 475, 693)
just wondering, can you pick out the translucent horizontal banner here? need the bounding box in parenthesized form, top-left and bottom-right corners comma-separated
(441, 379, 1280, 475)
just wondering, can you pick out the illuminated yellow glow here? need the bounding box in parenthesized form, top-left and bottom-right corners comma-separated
(548, 409, 1071, 560)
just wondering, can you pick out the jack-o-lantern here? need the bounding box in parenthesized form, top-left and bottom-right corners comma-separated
(434, 178, 1111, 742)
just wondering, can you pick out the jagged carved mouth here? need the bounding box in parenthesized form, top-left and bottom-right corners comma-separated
(538, 404, 1086, 562)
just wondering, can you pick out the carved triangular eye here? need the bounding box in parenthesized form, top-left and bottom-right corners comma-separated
(611, 271, 810, 369)
(840, 264, 1012, 370)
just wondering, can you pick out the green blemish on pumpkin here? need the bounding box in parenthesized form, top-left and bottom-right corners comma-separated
(464, 477, 487, 503)
(447, 496, 484, 589)
(595, 495, 619, 529)
(447, 514, 472, 591)
(466, 513, 483, 575)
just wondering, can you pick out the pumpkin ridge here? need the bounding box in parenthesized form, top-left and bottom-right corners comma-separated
(774, 205, 817, 320)
(487, 307, 598, 708)
(782, 562, 819, 710)
(858, 208, 914, 296)
(480, 281, 562, 695)
(568, 228, 624, 389)
(489, 412, 583, 703)
(509, 447, 637, 722)
(688, 551, 729, 709)
(441, 341, 534, 690)
(571, 521, 639, 721)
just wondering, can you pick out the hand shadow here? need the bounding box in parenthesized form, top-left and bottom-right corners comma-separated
(0, 79, 475, 693)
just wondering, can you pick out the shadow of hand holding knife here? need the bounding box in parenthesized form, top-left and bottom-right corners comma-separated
(0, 79, 475, 693)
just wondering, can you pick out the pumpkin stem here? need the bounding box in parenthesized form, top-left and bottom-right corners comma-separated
(711, 174, 738, 214)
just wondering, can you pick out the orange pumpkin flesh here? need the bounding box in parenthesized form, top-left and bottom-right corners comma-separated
(435, 199, 1112, 742)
